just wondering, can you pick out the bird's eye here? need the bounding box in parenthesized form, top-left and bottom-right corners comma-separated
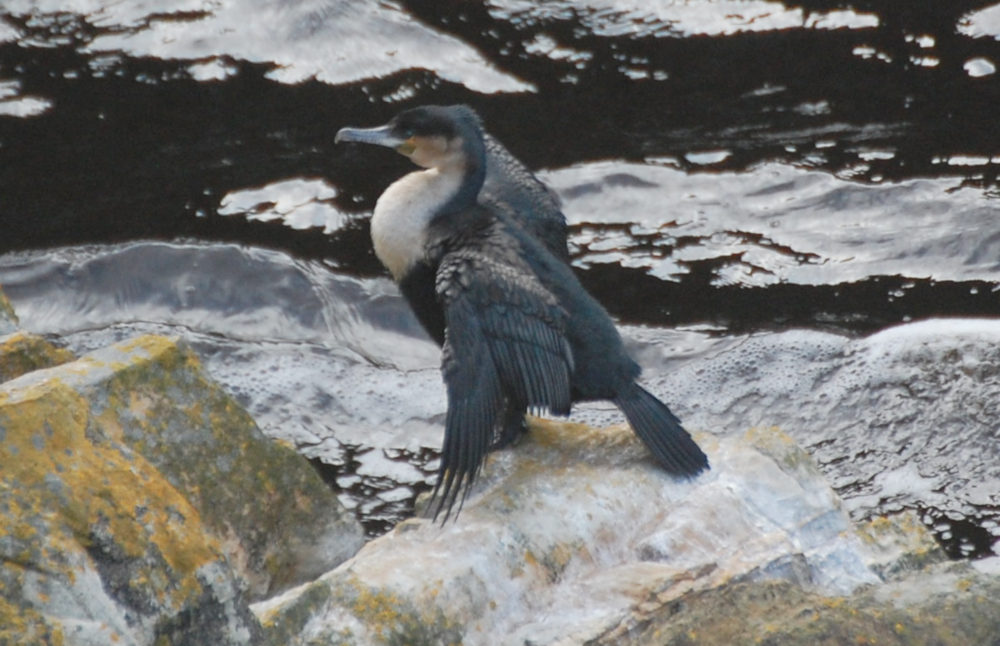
(399, 127, 414, 139)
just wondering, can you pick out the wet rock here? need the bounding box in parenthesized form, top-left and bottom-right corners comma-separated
(252, 423, 999, 645)
(0, 286, 15, 334)
(0, 334, 364, 644)
(648, 318, 1000, 556)
(0, 330, 75, 381)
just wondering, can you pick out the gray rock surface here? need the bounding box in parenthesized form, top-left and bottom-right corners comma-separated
(253, 422, 1000, 645)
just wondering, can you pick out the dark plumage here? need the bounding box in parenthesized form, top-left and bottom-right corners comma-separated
(336, 105, 708, 520)
(481, 134, 568, 261)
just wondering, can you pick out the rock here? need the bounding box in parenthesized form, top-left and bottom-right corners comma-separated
(626, 513, 998, 645)
(5, 253, 999, 643)
(0, 286, 16, 334)
(626, 560, 1000, 645)
(0, 334, 364, 644)
(251, 422, 1000, 646)
(0, 286, 75, 383)
(647, 319, 1000, 552)
(0, 330, 75, 382)
(244, 422, 878, 645)
(0, 346, 258, 645)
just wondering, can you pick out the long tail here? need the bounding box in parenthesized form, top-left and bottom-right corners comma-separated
(614, 384, 709, 477)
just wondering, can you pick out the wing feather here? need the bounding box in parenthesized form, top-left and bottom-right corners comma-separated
(429, 247, 573, 520)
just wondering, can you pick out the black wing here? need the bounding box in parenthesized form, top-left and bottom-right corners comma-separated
(482, 134, 568, 261)
(430, 247, 573, 521)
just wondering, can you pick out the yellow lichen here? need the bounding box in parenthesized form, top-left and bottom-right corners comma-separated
(0, 287, 18, 325)
(352, 585, 408, 639)
(6, 332, 351, 639)
(344, 578, 463, 645)
(0, 595, 64, 646)
(0, 374, 221, 612)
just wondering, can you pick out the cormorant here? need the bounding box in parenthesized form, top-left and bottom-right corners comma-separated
(336, 105, 708, 520)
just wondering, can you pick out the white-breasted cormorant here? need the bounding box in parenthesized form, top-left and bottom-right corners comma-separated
(336, 105, 708, 520)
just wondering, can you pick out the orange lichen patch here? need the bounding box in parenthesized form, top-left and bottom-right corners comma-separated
(542, 540, 582, 578)
(352, 585, 408, 638)
(743, 426, 818, 475)
(526, 416, 630, 448)
(520, 549, 542, 578)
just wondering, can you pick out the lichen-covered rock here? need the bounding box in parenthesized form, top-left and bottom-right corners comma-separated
(630, 560, 1000, 645)
(0, 364, 257, 645)
(0, 334, 364, 644)
(0, 330, 75, 382)
(78, 335, 364, 598)
(253, 423, 1000, 646)
(0, 286, 16, 335)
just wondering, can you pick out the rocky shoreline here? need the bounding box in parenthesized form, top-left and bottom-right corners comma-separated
(2, 287, 999, 645)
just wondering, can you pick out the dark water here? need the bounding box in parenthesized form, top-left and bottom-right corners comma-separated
(3, 1, 1000, 547)
(3, 0, 1000, 330)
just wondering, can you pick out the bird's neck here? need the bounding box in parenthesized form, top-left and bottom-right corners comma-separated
(435, 137, 485, 217)
(371, 137, 487, 282)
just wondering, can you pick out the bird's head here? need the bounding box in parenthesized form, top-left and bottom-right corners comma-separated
(336, 105, 484, 171)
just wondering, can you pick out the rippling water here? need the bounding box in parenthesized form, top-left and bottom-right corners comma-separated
(2, 0, 999, 546)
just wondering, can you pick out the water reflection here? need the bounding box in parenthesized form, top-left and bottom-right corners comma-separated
(74, 0, 531, 92)
(960, 5, 1000, 39)
(218, 178, 350, 234)
(488, 0, 879, 38)
(544, 161, 1000, 286)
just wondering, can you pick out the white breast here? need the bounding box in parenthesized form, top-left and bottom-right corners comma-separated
(370, 168, 463, 281)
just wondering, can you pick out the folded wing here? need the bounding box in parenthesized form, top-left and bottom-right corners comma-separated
(431, 248, 573, 521)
